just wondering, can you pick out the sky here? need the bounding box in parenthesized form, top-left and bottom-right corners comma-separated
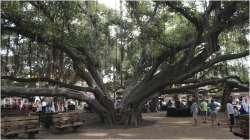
(99, 0, 120, 10)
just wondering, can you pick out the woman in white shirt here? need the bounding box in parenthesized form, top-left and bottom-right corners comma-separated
(36, 100, 42, 112)
(226, 99, 235, 132)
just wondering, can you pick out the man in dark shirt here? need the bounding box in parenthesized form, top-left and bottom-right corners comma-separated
(68, 102, 75, 111)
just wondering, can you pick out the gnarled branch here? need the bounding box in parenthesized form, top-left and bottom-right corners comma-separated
(164, 76, 249, 94)
(165, 1, 202, 31)
(1, 75, 95, 92)
(175, 50, 249, 82)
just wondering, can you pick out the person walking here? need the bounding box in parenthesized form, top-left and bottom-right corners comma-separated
(190, 98, 199, 126)
(200, 98, 208, 123)
(227, 99, 235, 132)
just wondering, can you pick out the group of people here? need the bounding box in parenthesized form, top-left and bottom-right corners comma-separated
(143, 98, 188, 113)
(190, 98, 220, 126)
(190, 96, 249, 132)
(1, 97, 79, 114)
(32, 99, 76, 113)
(226, 96, 249, 131)
(1, 98, 32, 113)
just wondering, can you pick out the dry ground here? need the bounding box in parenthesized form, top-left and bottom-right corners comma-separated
(21, 112, 242, 139)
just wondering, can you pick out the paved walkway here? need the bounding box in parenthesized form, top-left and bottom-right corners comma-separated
(33, 112, 241, 139)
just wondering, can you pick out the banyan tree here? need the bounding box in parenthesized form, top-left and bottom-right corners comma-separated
(1, 1, 249, 126)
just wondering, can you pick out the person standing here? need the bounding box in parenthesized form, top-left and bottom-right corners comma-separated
(240, 97, 249, 115)
(16, 99, 21, 111)
(20, 99, 24, 111)
(22, 100, 29, 113)
(227, 99, 235, 132)
(208, 99, 219, 126)
(42, 100, 47, 113)
(200, 98, 208, 123)
(233, 106, 239, 125)
(61, 101, 65, 112)
(37, 100, 42, 113)
(166, 100, 173, 108)
(50, 101, 56, 112)
(64, 100, 68, 112)
(190, 98, 199, 126)
(32, 100, 38, 112)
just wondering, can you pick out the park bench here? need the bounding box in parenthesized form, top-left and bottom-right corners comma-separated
(1, 113, 39, 138)
(233, 114, 249, 139)
(40, 111, 84, 133)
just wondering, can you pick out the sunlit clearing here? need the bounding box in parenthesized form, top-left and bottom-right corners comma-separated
(80, 132, 108, 137)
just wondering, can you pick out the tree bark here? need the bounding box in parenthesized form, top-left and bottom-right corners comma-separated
(119, 103, 142, 127)
(220, 85, 233, 112)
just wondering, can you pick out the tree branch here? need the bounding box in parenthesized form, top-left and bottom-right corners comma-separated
(165, 1, 202, 31)
(1, 86, 110, 119)
(180, 75, 243, 84)
(29, 1, 55, 22)
(1, 75, 95, 92)
(1, 86, 90, 100)
(1, 76, 115, 112)
(164, 76, 249, 94)
(175, 50, 249, 82)
(204, 1, 220, 17)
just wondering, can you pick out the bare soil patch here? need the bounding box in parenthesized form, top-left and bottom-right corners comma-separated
(34, 112, 241, 139)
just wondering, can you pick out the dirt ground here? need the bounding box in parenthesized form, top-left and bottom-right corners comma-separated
(25, 112, 241, 139)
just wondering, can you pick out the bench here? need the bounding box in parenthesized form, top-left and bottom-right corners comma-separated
(40, 111, 84, 133)
(233, 114, 249, 139)
(1, 114, 39, 138)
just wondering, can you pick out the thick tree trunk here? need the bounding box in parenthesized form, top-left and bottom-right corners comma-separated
(220, 85, 233, 112)
(119, 88, 161, 126)
(119, 104, 143, 127)
(149, 96, 159, 112)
